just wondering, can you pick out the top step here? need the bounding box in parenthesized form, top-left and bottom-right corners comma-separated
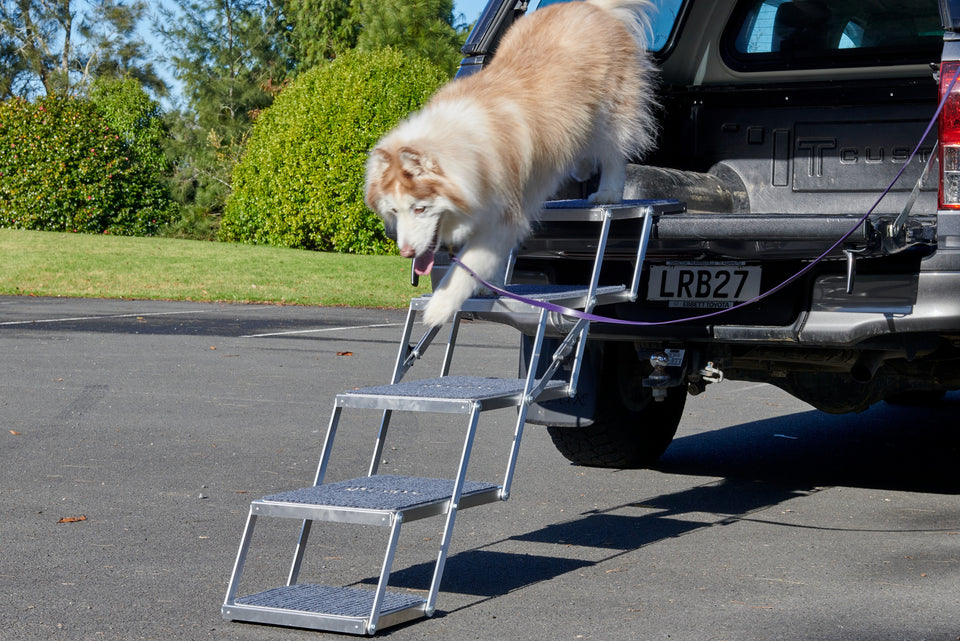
(539, 198, 684, 222)
(411, 283, 628, 315)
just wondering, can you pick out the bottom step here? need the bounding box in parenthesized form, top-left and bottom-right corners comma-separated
(225, 584, 426, 635)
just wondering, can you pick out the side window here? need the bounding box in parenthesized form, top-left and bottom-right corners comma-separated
(725, 0, 942, 69)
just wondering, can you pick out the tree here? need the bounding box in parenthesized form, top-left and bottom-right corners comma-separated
(89, 75, 168, 176)
(0, 0, 164, 99)
(76, 0, 166, 96)
(282, 0, 360, 68)
(155, 0, 291, 231)
(356, 0, 467, 77)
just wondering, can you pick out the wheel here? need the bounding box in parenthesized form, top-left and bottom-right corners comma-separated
(546, 343, 686, 468)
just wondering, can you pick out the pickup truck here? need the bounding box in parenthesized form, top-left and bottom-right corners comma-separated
(437, 0, 960, 468)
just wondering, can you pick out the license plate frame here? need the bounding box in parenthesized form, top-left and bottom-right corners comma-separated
(647, 262, 762, 309)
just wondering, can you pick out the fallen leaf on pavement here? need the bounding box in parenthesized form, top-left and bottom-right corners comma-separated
(57, 515, 87, 524)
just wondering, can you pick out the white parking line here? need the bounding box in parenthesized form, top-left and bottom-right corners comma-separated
(0, 309, 209, 326)
(242, 322, 401, 338)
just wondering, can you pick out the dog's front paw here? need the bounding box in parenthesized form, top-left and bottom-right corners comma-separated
(422, 295, 458, 328)
(587, 188, 624, 205)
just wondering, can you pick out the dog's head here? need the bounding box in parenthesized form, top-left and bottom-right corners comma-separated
(365, 144, 468, 276)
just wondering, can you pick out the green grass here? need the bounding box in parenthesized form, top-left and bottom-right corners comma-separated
(0, 229, 423, 308)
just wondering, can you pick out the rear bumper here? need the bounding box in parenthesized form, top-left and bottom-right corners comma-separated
(795, 270, 960, 345)
(458, 270, 960, 348)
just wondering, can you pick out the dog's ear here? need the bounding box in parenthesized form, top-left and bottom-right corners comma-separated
(367, 147, 391, 176)
(399, 147, 441, 177)
(364, 148, 391, 210)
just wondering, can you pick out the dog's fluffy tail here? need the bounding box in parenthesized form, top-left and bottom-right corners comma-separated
(586, 0, 660, 161)
(587, 0, 656, 50)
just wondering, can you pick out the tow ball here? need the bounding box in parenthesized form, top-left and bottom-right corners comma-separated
(643, 349, 724, 400)
(642, 350, 685, 401)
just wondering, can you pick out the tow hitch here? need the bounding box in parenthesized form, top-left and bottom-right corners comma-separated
(642, 348, 725, 399)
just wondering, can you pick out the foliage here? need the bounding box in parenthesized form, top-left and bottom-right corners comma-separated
(356, 0, 467, 77)
(89, 76, 168, 175)
(77, 0, 166, 96)
(156, 0, 291, 231)
(0, 0, 164, 99)
(0, 95, 176, 235)
(220, 48, 448, 254)
(283, 0, 361, 67)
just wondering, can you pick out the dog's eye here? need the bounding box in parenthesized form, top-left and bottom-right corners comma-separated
(413, 206, 426, 215)
(389, 208, 398, 216)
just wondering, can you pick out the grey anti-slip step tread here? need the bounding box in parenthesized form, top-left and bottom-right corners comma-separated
(234, 583, 424, 617)
(259, 475, 499, 511)
(337, 376, 568, 411)
(411, 284, 628, 314)
(480, 283, 626, 299)
(342, 376, 536, 400)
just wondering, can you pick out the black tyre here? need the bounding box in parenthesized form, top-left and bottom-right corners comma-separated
(546, 343, 686, 468)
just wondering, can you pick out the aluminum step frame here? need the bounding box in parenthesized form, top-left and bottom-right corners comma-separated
(222, 200, 666, 635)
(222, 310, 554, 636)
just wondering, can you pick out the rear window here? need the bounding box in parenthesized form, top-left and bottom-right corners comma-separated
(531, 0, 686, 52)
(723, 0, 943, 70)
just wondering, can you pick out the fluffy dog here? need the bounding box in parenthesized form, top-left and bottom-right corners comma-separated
(365, 0, 658, 327)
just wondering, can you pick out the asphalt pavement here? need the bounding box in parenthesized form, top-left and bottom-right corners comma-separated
(1, 296, 958, 641)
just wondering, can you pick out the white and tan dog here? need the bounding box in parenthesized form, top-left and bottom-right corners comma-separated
(365, 0, 658, 327)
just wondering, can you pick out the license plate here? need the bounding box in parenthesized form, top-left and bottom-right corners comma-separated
(647, 262, 762, 309)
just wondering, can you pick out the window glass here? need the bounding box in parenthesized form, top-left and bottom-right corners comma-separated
(726, 0, 942, 69)
(531, 0, 686, 52)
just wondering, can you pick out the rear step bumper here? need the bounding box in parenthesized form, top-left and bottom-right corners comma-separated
(467, 270, 960, 347)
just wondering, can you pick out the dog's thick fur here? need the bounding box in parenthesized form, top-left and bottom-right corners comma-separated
(365, 0, 658, 327)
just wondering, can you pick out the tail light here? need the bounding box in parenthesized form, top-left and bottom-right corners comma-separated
(939, 60, 960, 209)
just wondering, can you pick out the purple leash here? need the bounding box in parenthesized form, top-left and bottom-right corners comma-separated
(451, 66, 959, 327)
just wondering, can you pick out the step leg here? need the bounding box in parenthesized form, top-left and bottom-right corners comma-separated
(502, 308, 549, 500)
(223, 510, 258, 608)
(367, 409, 393, 476)
(439, 312, 463, 377)
(367, 512, 408, 634)
(425, 402, 481, 614)
(287, 519, 312, 585)
(313, 404, 344, 487)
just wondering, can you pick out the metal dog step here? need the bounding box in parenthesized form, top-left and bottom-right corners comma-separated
(337, 375, 570, 412)
(222, 197, 664, 635)
(252, 474, 502, 524)
(225, 583, 426, 635)
(412, 283, 629, 314)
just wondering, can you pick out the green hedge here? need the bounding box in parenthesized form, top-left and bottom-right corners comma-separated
(220, 48, 448, 254)
(0, 95, 175, 236)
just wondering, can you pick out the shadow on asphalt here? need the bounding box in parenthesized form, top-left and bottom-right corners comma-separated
(658, 394, 960, 494)
(365, 394, 959, 609)
(2, 311, 393, 338)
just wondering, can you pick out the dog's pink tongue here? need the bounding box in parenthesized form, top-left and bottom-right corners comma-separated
(413, 250, 435, 276)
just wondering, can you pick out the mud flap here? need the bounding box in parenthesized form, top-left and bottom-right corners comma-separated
(520, 335, 600, 427)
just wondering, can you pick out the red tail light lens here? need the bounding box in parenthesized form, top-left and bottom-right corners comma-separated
(939, 61, 960, 209)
